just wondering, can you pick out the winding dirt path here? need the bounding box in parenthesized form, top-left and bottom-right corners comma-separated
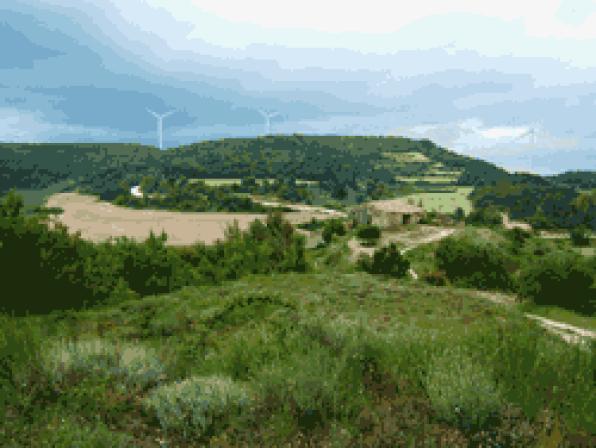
(348, 226, 595, 345)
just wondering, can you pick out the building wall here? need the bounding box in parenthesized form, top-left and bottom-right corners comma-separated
(352, 206, 425, 228)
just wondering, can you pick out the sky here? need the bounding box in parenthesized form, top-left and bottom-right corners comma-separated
(1, 0, 596, 174)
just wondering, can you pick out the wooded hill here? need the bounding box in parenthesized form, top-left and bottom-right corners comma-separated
(0, 136, 516, 196)
(1, 135, 594, 207)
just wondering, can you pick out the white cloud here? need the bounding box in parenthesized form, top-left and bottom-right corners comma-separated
(394, 118, 579, 157)
(0, 108, 115, 142)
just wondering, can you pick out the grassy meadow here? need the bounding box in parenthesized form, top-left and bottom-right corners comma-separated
(2, 252, 594, 446)
(401, 187, 474, 214)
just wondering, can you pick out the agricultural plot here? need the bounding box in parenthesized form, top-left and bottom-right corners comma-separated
(189, 178, 318, 186)
(44, 193, 337, 245)
(402, 186, 474, 214)
(383, 151, 431, 163)
(395, 175, 459, 184)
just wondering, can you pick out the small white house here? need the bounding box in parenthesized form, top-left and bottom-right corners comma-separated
(130, 185, 143, 198)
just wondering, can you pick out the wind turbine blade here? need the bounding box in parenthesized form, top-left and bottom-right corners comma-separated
(511, 131, 531, 143)
(147, 108, 159, 118)
(162, 110, 175, 119)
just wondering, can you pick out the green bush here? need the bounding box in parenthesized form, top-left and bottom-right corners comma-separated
(465, 206, 503, 227)
(143, 375, 251, 440)
(569, 225, 590, 247)
(358, 243, 410, 278)
(425, 346, 502, 430)
(356, 224, 381, 247)
(0, 314, 43, 418)
(516, 251, 595, 314)
(322, 219, 346, 244)
(435, 234, 513, 291)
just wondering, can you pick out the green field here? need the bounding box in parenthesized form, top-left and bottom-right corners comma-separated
(383, 151, 431, 163)
(395, 175, 459, 184)
(190, 178, 319, 187)
(13, 180, 75, 213)
(401, 186, 474, 214)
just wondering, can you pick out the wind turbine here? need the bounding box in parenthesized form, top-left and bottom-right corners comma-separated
(258, 109, 279, 135)
(147, 109, 175, 150)
(512, 124, 539, 173)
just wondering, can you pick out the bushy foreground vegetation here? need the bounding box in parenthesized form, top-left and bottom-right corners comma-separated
(0, 192, 306, 314)
(1, 273, 593, 446)
(410, 227, 596, 315)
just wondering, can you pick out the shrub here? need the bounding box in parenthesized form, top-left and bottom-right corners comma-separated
(516, 251, 595, 314)
(569, 225, 590, 247)
(356, 224, 381, 246)
(422, 270, 448, 286)
(322, 219, 346, 244)
(506, 227, 532, 252)
(0, 314, 43, 418)
(465, 206, 503, 227)
(44, 338, 165, 389)
(453, 206, 465, 222)
(143, 375, 251, 439)
(425, 346, 502, 430)
(435, 234, 513, 291)
(359, 243, 410, 278)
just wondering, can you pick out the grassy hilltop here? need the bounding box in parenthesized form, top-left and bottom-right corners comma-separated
(2, 268, 594, 446)
(1, 136, 595, 446)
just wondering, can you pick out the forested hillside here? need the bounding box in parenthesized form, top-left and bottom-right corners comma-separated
(0, 136, 514, 201)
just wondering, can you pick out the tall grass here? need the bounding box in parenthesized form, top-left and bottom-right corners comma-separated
(43, 338, 165, 390)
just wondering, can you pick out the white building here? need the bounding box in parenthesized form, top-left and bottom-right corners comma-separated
(130, 185, 143, 198)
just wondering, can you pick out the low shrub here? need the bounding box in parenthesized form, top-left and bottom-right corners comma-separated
(322, 219, 346, 244)
(422, 270, 448, 286)
(569, 225, 590, 247)
(143, 375, 251, 440)
(358, 243, 410, 278)
(44, 338, 165, 390)
(465, 206, 503, 227)
(516, 251, 595, 314)
(356, 224, 381, 245)
(425, 346, 502, 430)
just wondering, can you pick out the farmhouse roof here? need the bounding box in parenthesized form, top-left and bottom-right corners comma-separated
(365, 199, 425, 214)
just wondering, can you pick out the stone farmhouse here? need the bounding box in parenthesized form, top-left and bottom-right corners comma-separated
(351, 199, 426, 229)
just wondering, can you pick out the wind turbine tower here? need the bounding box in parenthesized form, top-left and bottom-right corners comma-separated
(512, 125, 538, 173)
(258, 109, 279, 135)
(147, 109, 175, 150)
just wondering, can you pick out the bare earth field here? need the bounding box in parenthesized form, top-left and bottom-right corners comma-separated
(45, 193, 334, 246)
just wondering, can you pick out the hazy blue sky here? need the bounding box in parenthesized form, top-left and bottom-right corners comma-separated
(2, 0, 596, 174)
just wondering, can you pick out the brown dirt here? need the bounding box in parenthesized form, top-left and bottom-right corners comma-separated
(44, 193, 330, 246)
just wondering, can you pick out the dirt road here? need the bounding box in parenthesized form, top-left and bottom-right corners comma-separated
(347, 225, 594, 345)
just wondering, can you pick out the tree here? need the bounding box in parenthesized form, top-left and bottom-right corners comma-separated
(569, 225, 590, 247)
(436, 235, 513, 291)
(517, 251, 595, 314)
(0, 190, 24, 218)
(453, 207, 465, 222)
(358, 242, 410, 278)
